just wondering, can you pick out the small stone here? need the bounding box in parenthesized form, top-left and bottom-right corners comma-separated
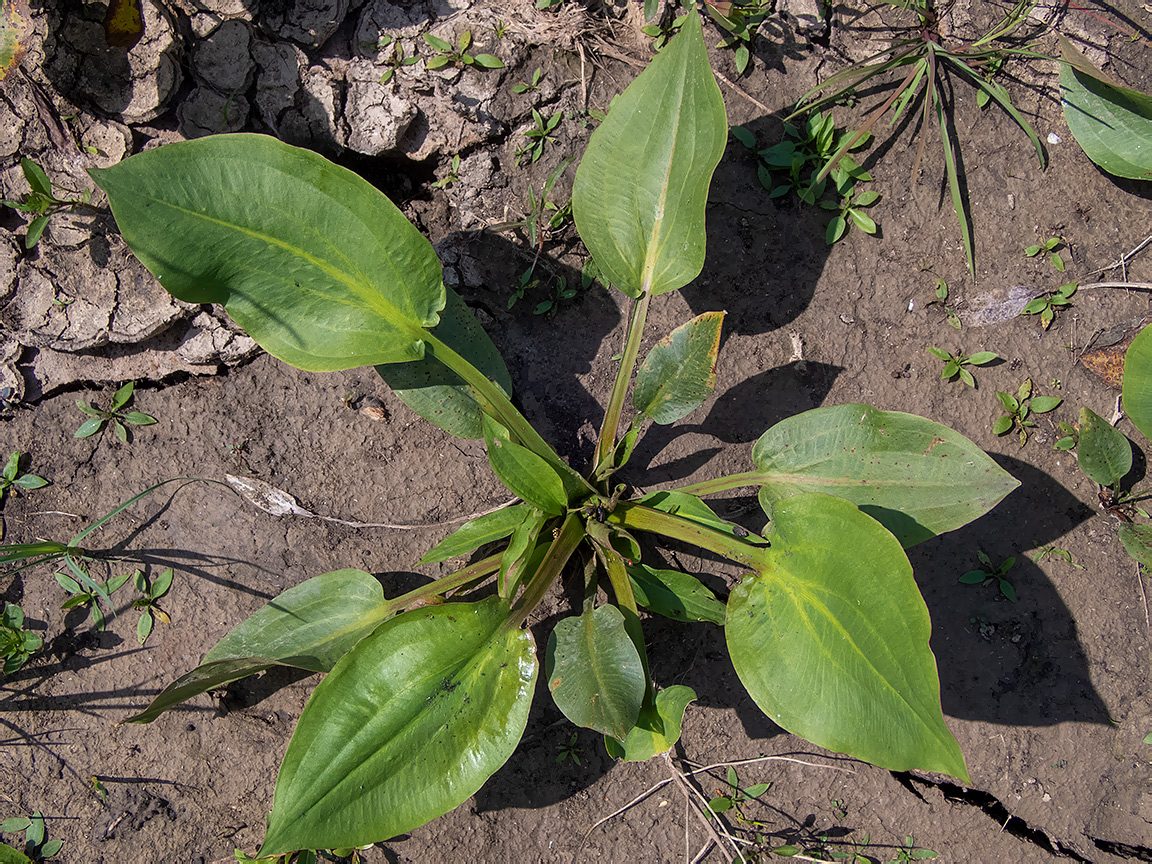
(360, 396, 391, 422)
(193, 20, 254, 93)
(1047, 132, 1062, 144)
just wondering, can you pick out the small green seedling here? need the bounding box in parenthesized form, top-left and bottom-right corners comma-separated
(1054, 419, 1078, 451)
(1021, 282, 1076, 330)
(55, 569, 133, 630)
(926, 278, 961, 330)
(1031, 545, 1083, 569)
(0, 812, 63, 861)
(431, 154, 460, 189)
(74, 381, 157, 443)
(993, 378, 1062, 446)
(1, 158, 97, 249)
(1144, 732, 1152, 745)
(748, 112, 873, 206)
(90, 776, 108, 804)
(371, 35, 421, 85)
(706, 766, 770, 820)
(821, 184, 880, 245)
(641, 11, 688, 50)
(959, 551, 1017, 602)
(423, 31, 503, 70)
(492, 19, 509, 39)
(132, 567, 174, 645)
(0, 451, 48, 520)
(511, 66, 543, 94)
(1, 603, 42, 675)
(515, 109, 562, 165)
(1025, 236, 1065, 272)
(926, 347, 997, 387)
(235, 845, 371, 863)
(555, 731, 581, 765)
(891, 835, 938, 861)
(706, 1, 769, 75)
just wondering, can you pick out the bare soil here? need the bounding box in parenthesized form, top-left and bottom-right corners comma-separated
(2, 1, 1152, 862)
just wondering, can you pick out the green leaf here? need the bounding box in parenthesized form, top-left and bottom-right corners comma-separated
(25, 214, 47, 248)
(604, 684, 696, 761)
(423, 33, 452, 52)
(1022, 298, 1048, 314)
(995, 392, 1018, 413)
(121, 412, 157, 426)
(925, 346, 951, 362)
(940, 359, 959, 379)
(1060, 40, 1152, 180)
(1024, 243, 1041, 257)
(967, 352, 998, 366)
(959, 570, 987, 584)
(482, 415, 568, 515)
(377, 287, 513, 440)
(637, 490, 764, 542)
(854, 190, 880, 207)
(825, 214, 847, 245)
(545, 604, 645, 740)
(420, 504, 529, 564)
(150, 567, 174, 600)
(473, 53, 504, 69)
(111, 381, 134, 411)
(749, 405, 1019, 547)
(20, 158, 51, 198)
(259, 598, 536, 854)
(958, 367, 976, 388)
(627, 563, 726, 625)
(726, 493, 968, 780)
(128, 570, 399, 723)
(572, 7, 726, 297)
(0, 844, 30, 864)
(11, 474, 47, 490)
(1123, 324, 1152, 442)
(137, 608, 154, 644)
(730, 125, 755, 148)
(633, 311, 724, 424)
(74, 417, 104, 438)
(992, 415, 1014, 435)
(113, 420, 128, 443)
(847, 209, 877, 234)
(0, 818, 30, 833)
(1077, 407, 1132, 487)
(1029, 396, 1062, 414)
(90, 134, 445, 372)
(426, 55, 451, 70)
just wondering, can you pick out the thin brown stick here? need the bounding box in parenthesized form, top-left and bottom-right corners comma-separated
(682, 754, 858, 777)
(713, 69, 771, 113)
(663, 751, 737, 863)
(1079, 281, 1152, 292)
(1137, 562, 1150, 629)
(1086, 235, 1152, 278)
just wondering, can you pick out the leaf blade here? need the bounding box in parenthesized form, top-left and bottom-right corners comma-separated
(633, 311, 724, 424)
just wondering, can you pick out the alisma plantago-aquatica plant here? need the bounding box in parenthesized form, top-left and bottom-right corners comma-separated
(90, 10, 1017, 856)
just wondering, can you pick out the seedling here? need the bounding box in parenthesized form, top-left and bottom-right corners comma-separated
(706, 1, 769, 75)
(370, 35, 420, 85)
(791, 0, 1047, 277)
(1, 157, 99, 248)
(90, 776, 108, 804)
(1031, 545, 1083, 569)
(1021, 282, 1076, 329)
(0, 603, 41, 675)
(959, 551, 1017, 602)
(820, 184, 880, 245)
(422, 31, 503, 70)
(926, 278, 961, 330)
(74, 381, 157, 443)
(511, 66, 543, 94)
(1025, 236, 1065, 272)
(707, 766, 770, 820)
(55, 569, 133, 630)
(0, 812, 63, 861)
(926, 347, 997, 387)
(641, 11, 688, 50)
(515, 108, 562, 165)
(492, 19, 509, 39)
(992, 378, 1061, 446)
(430, 154, 460, 190)
(555, 731, 581, 765)
(747, 112, 874, 206)
(0, 451, 47, 507)
(1053, 420, 1078, 451)
(91, 13, 1018, 855)
(132, 567, 174, 645)
(891, 835, 938, 862)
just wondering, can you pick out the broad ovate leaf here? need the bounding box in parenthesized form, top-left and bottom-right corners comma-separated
(420, 503, 530, 564)
(1060, 39, 1152, 181)
(545, 604, 645, 741)
(749, 404, 1018, 547)
(128, 569, 397, 723)
(1123, 324, 1152, 442)
(482, 414, 568, 515)
(1119, 523, 1152, 570)
(726, 493, 968, 781)
(378, 287, 513, 439)
(633, 311, 724, 424)
(605, 685, 696, 762)
(572, 7, 726, 297)
(260, 598, 536, 854)
(90, 134, 445, 372)
(1078, 407, 1132, 488)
